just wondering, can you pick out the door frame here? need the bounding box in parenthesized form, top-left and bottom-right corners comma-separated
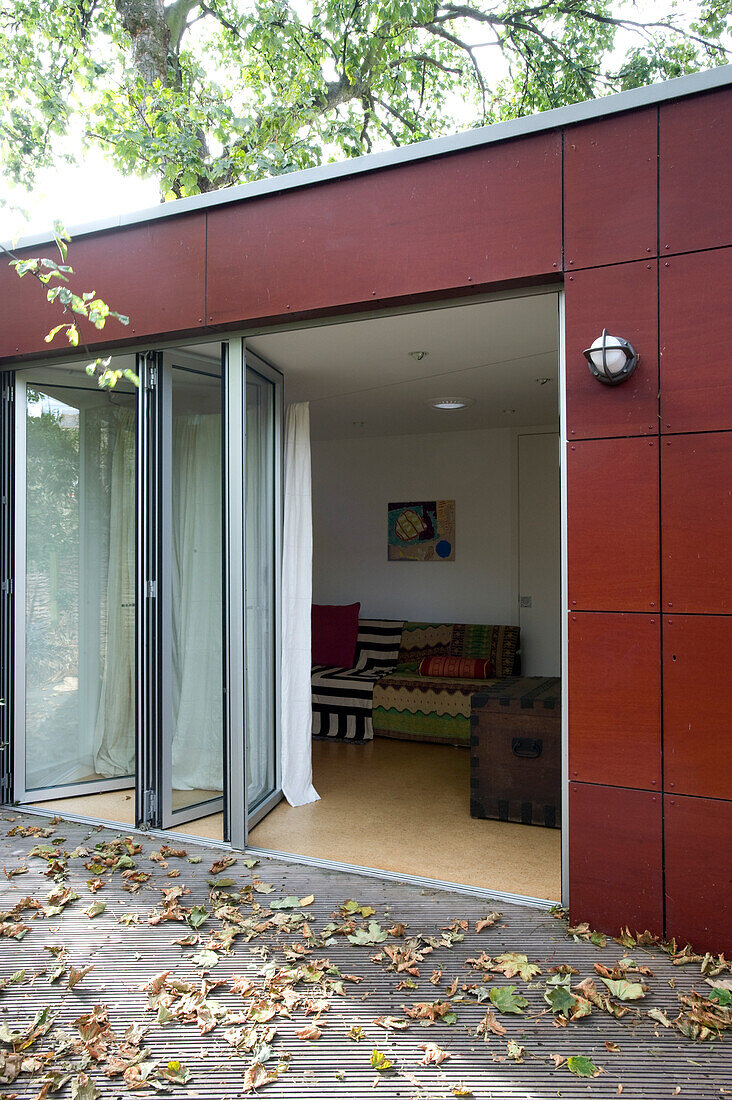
(241, 346, 284, 838)
(1, 284, 567, 912)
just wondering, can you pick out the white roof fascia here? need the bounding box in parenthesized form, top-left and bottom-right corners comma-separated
(8, 63, 732, 251)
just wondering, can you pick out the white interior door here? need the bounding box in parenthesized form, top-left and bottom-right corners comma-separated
(518, 431, 561, 677)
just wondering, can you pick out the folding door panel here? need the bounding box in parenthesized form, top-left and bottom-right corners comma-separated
(14, 362, 138, 805)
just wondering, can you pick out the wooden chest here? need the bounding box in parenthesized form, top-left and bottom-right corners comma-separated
(469, 677, 561, 828)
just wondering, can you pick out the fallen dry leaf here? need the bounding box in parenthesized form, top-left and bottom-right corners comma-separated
(418, 1042, 450, 1065)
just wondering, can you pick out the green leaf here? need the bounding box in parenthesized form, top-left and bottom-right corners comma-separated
(566, 1055, 602, 1078)
(83, 901, 106, 919)
(599, 977, 646, 1001)
(346, 920, 389, 945)
(488, 986, 528, 1015)
(187, 906, 208, 929)
(269, 895, 302, 910)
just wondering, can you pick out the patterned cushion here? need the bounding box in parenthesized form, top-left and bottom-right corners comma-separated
(399, 621, 519, 678)
(419, 655, 493, 679)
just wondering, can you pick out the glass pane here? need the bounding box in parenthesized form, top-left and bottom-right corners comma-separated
(245, 370, 276, 810)
(170, 363, 224, 814)
(23, 374, 136, 792)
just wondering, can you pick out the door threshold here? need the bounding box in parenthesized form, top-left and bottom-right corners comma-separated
(5, 804, 557, 910)
(2, 804, 231, 852)
(245, 844, 556, 911)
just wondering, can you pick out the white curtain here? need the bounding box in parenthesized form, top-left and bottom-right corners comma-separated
(171, 414, 224, 792)
(92, 409, 136, 777)
(281, 402, 319, 807)
(93, 411, 223, 792)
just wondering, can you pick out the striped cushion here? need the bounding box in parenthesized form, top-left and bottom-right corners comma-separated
(311, 619, 404, 741)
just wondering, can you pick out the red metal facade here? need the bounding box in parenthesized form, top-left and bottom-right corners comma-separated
(0, 83, 730, 951)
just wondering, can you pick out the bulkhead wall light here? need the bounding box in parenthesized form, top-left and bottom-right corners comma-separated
(583, 329, 638, 386)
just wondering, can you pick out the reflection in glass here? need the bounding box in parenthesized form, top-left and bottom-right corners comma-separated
(245, 372, 276, 809)
(169, 364, 224, 812)
(24, 379, 136, 791)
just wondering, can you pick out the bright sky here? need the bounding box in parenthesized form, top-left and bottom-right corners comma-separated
(0, 1, 722, 246)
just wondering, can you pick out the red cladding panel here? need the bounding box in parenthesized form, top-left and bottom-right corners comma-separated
(660, 248, 732, 434)
(0, 215, 207, 360)
(664, 615, 732, 801)
(569, 613, 660, 789)
(205, 136, 561, 324)
(665, 794, 732, 954)
(567, 437, 659, 612)
(565, 261, 659, 440)
(662, 433, 732, 614)
(660, 88, 732, 256)
(569, 783, 663, 937)
(564, 108, 657, 269)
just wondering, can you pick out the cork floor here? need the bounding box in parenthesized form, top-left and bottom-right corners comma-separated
(249, 738, 562, 901)
(26, 739, 561, 900)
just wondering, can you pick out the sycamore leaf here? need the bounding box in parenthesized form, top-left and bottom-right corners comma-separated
(476, 1010, 506, 1038)
(370, 1049, 393, 1072)
(210, 856, 236, 875)
(347, 1026, 365, 1041)
(492, 953, 541, 981)
(545, 983, 576, 1016)
(208, 877, 237, 889)
(186, 855, 202, 864)
(347, 920, 388, 945)
(68, 965, 94, 990)
(373, 1016, 409, 1030)
(70, 1072, 100, 1100)
(83, 901, 106, 919)
(162, 1060, 190, 1084)
(566, 1056, 603, 1077)
(476, 912, 501, 933)
(190, 950, 218, 969)
(269, 896, 302, 910)
(647, 1007, 673, 1028)
(506, 1039, 525, 1062)
(419, 1042, 450, 1065)
(599, 977, 646, 1001)
(489, 986, 528, 1015)
(187, 906, 208, 929)
(451, 1087, 473, 1097)
(242, 858, 259, 868)
(296, 1025, 322, 1040)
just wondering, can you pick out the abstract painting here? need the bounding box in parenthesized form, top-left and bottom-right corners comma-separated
(387, 500, 455, 561)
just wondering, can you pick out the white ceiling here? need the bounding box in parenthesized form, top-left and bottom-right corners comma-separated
(247, 292, 559, 440)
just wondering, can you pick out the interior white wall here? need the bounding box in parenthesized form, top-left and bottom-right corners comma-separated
(312, 424, 560, 672)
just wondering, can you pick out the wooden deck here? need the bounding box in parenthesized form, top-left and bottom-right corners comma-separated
(0, 809, 729, 1098)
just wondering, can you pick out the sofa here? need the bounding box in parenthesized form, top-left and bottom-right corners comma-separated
(312, 617, 520, 745)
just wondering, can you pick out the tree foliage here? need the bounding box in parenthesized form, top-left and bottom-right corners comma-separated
(1, 0, 730, 199)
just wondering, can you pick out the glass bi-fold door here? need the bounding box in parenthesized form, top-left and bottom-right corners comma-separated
(13, 363, 138, 805)
(9, 343, 281, 842)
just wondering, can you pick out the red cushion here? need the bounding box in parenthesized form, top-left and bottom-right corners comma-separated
(312, 603, 361, 667)
(419, 655, 494, 679)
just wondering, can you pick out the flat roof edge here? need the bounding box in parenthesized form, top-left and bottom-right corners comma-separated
(8, 63, 732, 251)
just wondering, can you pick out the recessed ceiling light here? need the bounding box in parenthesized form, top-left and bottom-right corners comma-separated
(427, 397, 475, 411)
(502, 408, 516, 414)
(536, 377, 552, 385)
